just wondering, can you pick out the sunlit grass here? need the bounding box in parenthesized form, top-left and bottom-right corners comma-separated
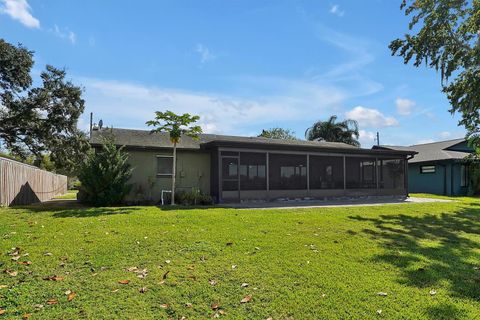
(0, 196, 479, 319)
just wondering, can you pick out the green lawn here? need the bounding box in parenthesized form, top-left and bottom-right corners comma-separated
(53, 190, 78, 200)
(0, 196, 479, 319)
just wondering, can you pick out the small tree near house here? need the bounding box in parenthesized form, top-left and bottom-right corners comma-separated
(146, 111, 202, 205)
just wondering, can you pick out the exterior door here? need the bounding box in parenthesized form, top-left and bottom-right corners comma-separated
(221, 157, 239, 202)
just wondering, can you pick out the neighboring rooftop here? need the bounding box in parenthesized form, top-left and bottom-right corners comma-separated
(90, 128, 415, 155)
(373, 138, 472, 163)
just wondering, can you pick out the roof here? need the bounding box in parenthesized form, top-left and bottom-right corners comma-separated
(90, 128, 415, 156)
(373, 138, 472, 163)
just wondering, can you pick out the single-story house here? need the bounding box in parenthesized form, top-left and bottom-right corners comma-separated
(90, 128, 416, 203)
(373, 139, 474, 196)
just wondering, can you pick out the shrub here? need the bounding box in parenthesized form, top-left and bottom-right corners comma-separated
(175, 189, 213, 206)
(77, 139, 133, 206)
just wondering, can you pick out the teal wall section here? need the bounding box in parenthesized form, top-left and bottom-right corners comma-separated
(408, 161, 467, 196)
(125, 149, 211, 203)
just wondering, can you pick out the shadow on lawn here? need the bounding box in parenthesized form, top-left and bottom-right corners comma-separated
(13, 202, 141, 218)
(349, 205, 480, 317)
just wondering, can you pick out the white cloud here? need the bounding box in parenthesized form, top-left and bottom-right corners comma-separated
(416, 139, 435, 145)
(51, 24, 76, 44)
(345, 106, 398, 128)
(195, 44, 216, 64)
(1, 0, 39, 28)
(78, 76, 346, 135)
(439, 131, 451, 139)
(395, 98, 415, 116)
(359, 129, 376, 146)
(329, 4, 345, 17)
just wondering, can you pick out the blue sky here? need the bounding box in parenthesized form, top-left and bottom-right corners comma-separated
(0, 0, 466, 147)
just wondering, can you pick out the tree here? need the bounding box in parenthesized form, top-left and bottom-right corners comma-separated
(77, 138, 133, 206)
(305, 115, 360, 147)
(389, 0, 480, 145)
(146, 111, 202, 205)
(258, 127, 297, 140)
(0, 39, 88, 174)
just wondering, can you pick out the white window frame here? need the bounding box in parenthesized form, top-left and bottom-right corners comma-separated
(156, 155, 174, 176)
(420, 165, 436, 174)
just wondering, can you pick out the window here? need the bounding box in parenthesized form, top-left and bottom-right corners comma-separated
(461, 164, 468, 187)
(222, 157, 239, 191)
(346, 157, 376, 189)
(240, 153, 266, 190)
(378, 158, 405, 189)
(157, 156, 173, 175)
(309, 156, 344, 189)
(420, 165, 436, 174)
(269, 154, 307, 190)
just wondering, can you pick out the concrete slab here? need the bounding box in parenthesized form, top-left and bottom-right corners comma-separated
(228, 196, 453, 210)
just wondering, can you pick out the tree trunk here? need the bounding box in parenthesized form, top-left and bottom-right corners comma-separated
(171, 141, 177, 205)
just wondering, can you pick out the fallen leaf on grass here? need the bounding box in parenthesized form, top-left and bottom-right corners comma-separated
(160, 304, 169, 309)
(139, 287, 147, 293)
(165, 260, 171, 264)
(47, 298, 58, 305)
(226, 242, 233, 246)
(43, 276, 64, 281)
(5, 270, 17, 277)
(376, 309, 382, 315)
(126, 266, 138, 272)
(377, 292, 388, 296)
(22, 313, 31, 319)
(44, 252, 53, 256)
(162, 271, 170, 280)
(18, 261, 32, 265)
(0, 309, 5, 315)
(11, 256, 20, 261)
(33, 304, 44, 310)
(118, 280, 130, 284)
(67, 292, 76, 301)
(209, 279, 217, 286)
(185, 303, 193, 308)
(429, 290, 437, 295)
(240, 295, 252, 303)
(232, 265, 237, 269)
(211, 303, 220, 310)
(241, 283, 249, 288)
(111, 289, 119, 293)
(0, 285, 7, 289)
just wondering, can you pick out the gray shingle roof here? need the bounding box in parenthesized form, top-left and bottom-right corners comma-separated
(90, 128, 414, 155)
(374, 139, 471, 163)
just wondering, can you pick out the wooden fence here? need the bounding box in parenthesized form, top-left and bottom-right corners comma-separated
(0, 157, 68, 206)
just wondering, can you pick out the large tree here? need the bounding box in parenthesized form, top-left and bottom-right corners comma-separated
(258, 127, 297, 140)
(305, 115, 360, 147)
(390, 0, 480, 144)
(146, 111, 202, 205)
(0, 39, 88, 174)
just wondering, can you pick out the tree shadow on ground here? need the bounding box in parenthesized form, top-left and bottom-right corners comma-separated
(11, 202, 140, 218)
(349, 205, 480, 305)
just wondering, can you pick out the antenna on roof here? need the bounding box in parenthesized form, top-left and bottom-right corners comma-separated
(99, 119, 103, 130)
(375, 132, 380, 146)
(89, 112, 93, 138)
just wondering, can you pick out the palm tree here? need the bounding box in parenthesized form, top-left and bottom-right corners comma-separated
(305, 115, 360, 147)
(146, 111, 202, 205)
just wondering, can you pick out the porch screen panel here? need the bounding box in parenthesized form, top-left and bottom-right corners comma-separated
(222, 157, 238, 191)
(269, 154, 307, 190)
(240, 153, 266, 190)
(309, 155, 344, 189)
(346, 157, 376, 189)
(378, 158, 405, 189)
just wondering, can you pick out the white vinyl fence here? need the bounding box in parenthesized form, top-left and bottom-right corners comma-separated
(0, 157, 67, 206)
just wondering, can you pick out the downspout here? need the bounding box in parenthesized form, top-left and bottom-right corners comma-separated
(451, 163, 454, 196)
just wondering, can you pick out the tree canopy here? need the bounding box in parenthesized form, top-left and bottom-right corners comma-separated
(305, 115, 360, 147)
(390, 0, 480, 144)
(0, 39, 88, 174)
(258, 127, 297, 140)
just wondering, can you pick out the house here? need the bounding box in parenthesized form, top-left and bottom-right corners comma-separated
(373, 139, 474, 196)
(90, 128, 416, 203)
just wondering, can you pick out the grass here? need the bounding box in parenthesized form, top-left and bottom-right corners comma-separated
(53, 190, 78, 200)
(0, 195, 479, 319)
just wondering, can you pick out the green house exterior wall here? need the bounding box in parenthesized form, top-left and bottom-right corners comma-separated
(125, 149, 211, 203)
(408, 161, 468, 196)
